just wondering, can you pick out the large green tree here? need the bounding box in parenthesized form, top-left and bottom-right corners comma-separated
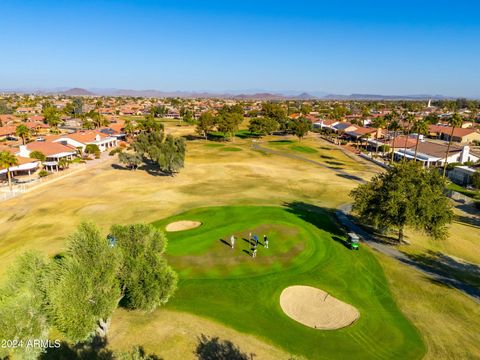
(110, 224, 177, 311)
(46, 222, 122, 341)
(248, 117, 278, 136)
(351, 161, 453, 242)
(262, 102, 288, 132)
(0, 252, 50, 360)
(291, 117, 312, 140)
(196, 111, 216, 139)
(133, 131, 186, 174)
(43, 106, 62, 130)
(216, 112, 243, 140)
(119, 152, 142, 170)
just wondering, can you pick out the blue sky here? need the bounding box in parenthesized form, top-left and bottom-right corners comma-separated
(1, 0, 479, 97)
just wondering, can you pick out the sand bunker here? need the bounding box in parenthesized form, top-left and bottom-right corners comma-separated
(280, 285, 359, 330)
(166, 220, 202, 232)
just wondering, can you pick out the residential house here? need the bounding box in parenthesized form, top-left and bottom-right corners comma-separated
(448, 166, 477, 186)
(428, 125, 480, 143)
(393, 141, 479, 167)
(332, 122, 357, 134)
(16, 142, 76, 172)
(52, 130, 117, 152)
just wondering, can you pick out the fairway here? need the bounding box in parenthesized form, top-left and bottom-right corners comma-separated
(153, 206, 425, 359)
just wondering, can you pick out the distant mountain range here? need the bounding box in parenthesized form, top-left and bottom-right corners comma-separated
(0, 87, 461, 100)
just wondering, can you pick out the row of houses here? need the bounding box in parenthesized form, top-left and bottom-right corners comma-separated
(314, 119, 480, 168)
(1, 127, 123, 179)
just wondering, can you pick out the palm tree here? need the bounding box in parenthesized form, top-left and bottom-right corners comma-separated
(0, 151, 19, 191)
(402, 113, 415, 156)
(371, 116, 387, 154)
(58, 158, 70, 170)
(387, 113, 401, 163)
(442, 113, 463, 177)
(15, 124, 30, 145)
(412, 119, 429, 161)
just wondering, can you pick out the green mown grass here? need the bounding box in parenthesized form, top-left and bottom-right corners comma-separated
(268, 140, 295, 145)
(153, 206, 425, 360)
(221, 147, 242, 152)
(290, 145, 318, 154)
(446, 183, 480, 200)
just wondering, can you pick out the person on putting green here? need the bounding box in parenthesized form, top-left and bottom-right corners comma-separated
(253, 234, 259, 247)
(230, 235, 235, 249)
(249, 232, 252, 241)
(252, 247, 257, 258)
(264, 235, 268, 248)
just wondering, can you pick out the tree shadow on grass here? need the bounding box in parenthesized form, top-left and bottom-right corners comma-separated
(454, 215, 480, 229)
(283, 201, 344, 237)
(40, 336, 113, 360)
(399, 250, 480, 301)
(336, 173, 365, 182)
(41, 337, 161, 360)
(194, 334, 255, 360)
(331, 236, 351, 249)
(111, 162, 170, 177)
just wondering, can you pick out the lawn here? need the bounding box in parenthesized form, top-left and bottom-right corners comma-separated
(152, 205, 425, 360)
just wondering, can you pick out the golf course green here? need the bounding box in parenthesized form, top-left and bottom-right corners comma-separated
(153, 205, 425, 359)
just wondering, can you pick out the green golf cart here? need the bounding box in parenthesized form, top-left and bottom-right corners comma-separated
(347, 232, 360, 250)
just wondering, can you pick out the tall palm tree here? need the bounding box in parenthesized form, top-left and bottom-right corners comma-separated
(402, 113, 415, 156)
(371, 116, 387, 154)
(412, 119, 429, 161)
(0, 151, 19, 191)
(387, 112, 401, 163)
(15, 124, 30, 145)
(442, 113, 463, 177)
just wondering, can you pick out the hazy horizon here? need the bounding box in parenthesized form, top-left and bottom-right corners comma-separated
(1, 0, 479, 97)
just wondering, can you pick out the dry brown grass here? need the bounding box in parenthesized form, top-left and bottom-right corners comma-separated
(108, 308, 293, 360)
(379, 252, 480, 359)
(0, 135, 356, 274)
(1, 126, 480, 358)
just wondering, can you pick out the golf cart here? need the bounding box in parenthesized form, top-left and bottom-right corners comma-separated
(347, 232, 360, 250)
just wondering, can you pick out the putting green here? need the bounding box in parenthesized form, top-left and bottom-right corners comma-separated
(153, 205, 425, 359)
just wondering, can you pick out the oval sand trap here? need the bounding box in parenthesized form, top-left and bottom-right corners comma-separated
(166, 220, 202, 232)
(280, 285, 359, 330)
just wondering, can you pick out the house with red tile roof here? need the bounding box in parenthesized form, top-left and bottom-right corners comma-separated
(52, 130, 117, 152)
(344, 126, 379, 140)
(393, 141, 479, 167)
(428, 125, 480, 143)
(17, 142, 77, 161)
(0, 155, 40, 177)
(0, 125, 16, 138)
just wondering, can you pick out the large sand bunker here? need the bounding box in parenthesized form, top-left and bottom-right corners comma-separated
(280, 285, 360, 330)
(166, 220, 202, 232)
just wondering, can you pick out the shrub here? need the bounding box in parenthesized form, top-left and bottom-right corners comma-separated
(378, 145, 391, 153)
(109, 148, 122, 156)
(446, 162, 461, 171)
(38, 170, 49, 178)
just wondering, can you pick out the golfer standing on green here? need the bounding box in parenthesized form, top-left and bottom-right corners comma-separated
(230, 235, 235, 249)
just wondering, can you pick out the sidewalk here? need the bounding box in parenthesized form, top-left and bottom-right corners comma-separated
(0, 154, 114, 202)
